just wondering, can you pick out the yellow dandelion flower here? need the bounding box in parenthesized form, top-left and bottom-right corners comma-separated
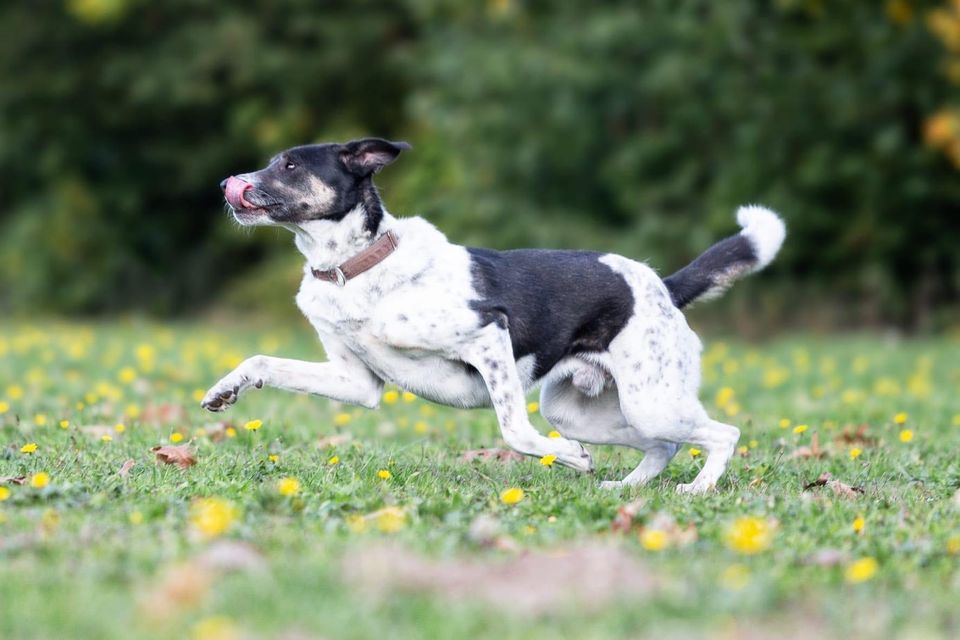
(333, 413, 351, 426)
(952, 414, 960, 427)
(129, 511, 144, 525)
(689, 448, 702, 458)
(277, 477, 300, 496)
(720, 563, 751, 590)
(500, 487, 524, 505)
(34, 413, 47, 427)
(328, 455, 340, 465)
(715, 386, 735, 408)
(893, 412, 908, 425)
(845, 557, 878, 583)
(243, 419, 262, 431)
(125, 403, 140, 419)
(268, 454, 279, 463)
(548, 430, 562, 439)
(724, 516, 774, 555)
(526, 401, 539, 413)
(169, 432, 183, 443)
(853, 515, 865, 534)
(20, 442, 38, 454)
(413, 420, 428, 433)
(101, 434, 112, 443)
(947, 536, 960, 555)
(189, 497, 238, 539)
(59, 419, 69, 429)
(373, 506, 407, 533)
(192, 388, 205, 402)
(640, 529, 669, 551)
(190, 615, 240, 640)
(0, 486, 11, 501)
(737, 445, 749, 455)
(899, 429, 913, 443)
(6, 384, 24, 400)
(540, 454, 557, 466)
(114, 423, 125, 433)
(849, 447, 863, 460)
(749, 439, 758, 449)
(778, 418, 791, 429)
(75, 402, 85, 411)
(793, 424, 808, 434)
(30, 472, 50, 489)
(118, 367, 137, 384)
(225, 427, 237, 438)
(382, 390, 399, 404)
(0, 400, 8, 414)
(401, 391, 417, 403)
(377, 469, 392, 480)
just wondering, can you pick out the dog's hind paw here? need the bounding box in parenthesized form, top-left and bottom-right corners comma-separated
(599, 480, 623, 490)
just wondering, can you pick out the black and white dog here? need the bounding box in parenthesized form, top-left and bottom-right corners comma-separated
(204, 138, 785, 493)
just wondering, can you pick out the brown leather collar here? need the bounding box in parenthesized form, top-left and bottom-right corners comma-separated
(311, 230, 399, 286)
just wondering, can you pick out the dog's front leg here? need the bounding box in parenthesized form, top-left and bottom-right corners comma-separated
(463, 323, 593, 472)
(201, 337, 383, 412)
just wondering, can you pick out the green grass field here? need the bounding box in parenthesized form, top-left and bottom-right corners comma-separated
(1, 321, 959, 640)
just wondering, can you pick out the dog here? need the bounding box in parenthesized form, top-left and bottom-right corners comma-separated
(204, 137, 785, 493)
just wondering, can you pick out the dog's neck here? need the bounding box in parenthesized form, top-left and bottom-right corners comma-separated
(288, 204, 397, 273)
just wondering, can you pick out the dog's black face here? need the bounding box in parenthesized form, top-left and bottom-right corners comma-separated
(221, 137, 410, 227)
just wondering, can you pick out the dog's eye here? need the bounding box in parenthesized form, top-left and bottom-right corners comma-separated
(285, 162, 296, 170)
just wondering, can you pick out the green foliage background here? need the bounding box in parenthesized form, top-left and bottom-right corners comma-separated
(1, 0, 957, 326)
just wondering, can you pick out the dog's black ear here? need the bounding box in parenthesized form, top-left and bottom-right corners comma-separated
(339, 138, 411, 176)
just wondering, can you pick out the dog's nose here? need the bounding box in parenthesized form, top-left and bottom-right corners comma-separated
(219, 178, 228, 192)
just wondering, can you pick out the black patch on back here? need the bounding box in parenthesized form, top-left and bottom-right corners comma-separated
(467, 249, 635, 380)
(662, 234, 756, 308)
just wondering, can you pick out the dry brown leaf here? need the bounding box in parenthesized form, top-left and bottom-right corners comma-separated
(611, 499, 645, 533)
(317, 433, 353, 449)
(802, 472, 863, 499)
(152, 444, 196, 469)
(460, 448, 525, 463)
(142, 402, 187, 424)
(791, 433, 827, 459)
(343, 542, 656, 616)
(0, 475, 26, 485)
(203, 421, 230, 442)
(118, 459, 136, 478)
(833, 424, 878, 448)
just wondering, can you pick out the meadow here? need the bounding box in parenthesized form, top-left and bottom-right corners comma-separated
(1, 321, 959, 640)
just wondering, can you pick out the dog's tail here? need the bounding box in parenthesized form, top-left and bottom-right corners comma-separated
(662, 205, 786, 309)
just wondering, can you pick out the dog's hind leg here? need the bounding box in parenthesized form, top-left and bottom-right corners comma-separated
(462, 323, 594, 472)
(674, 418, 740, 494)
(599, 442, 680, 490)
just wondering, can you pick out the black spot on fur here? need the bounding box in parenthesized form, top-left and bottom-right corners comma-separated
(663, 233, 756, 308)
(467, 249, 635, 380)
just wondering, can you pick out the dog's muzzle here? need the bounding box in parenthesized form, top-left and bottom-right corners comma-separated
(222, 176, 257, 209)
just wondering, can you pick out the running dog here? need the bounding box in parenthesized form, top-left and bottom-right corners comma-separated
(204, 138, 785, 493)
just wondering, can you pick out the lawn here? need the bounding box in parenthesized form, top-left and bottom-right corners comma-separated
(1, 321, 959, 640)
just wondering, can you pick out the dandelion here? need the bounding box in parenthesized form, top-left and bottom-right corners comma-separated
(192, 388, 205, 402)
(382, 390, 399, 404)
(20, 442, 38, 454)
(34, 413, 47, 427)
(737, 445, 749, 455)
(30, 472, 50, 489)
(401, 391, 416, 403)
(715, 387, 735, 408)
(853, 515, 865, 534)
(952, 414, 960, 427)
(413, 421, 428, 433)
(129, 511, 144, 525)
(778, 418, 791, 429)
(0, 486, 10, 501)
(500, 487, 524, 505)
(243, 419, 262, 431)
(540, 454, 557, 466)
(328, 455, 340, 465)
(101, 434, 112, 443)
(720, 563, 751, 590)
(377, 469, 392, 480)
(57, 420, 69, 429)
(0, 401, 8, 414)
(189, 497, 238, 539)
(849, 447, 862, 460)
(268, 454, 279, 463)
(893, 412, 908, 425)
(845, 557, 879, 583)
(947, 536, 960, 555)
(749, 439, 758, 449)
(225, 427, 237, 438)
(372, 506, 407, 533)
(793, 424, 808, 434)
(527, 401, 539, 413)
(640, 529, 669, 551)
(114, 423, 125, 433)
(689, 448, 702, 458)
(277, 477, 300, 496)
(899, 429, 913, 443)
(724, 516, 774, 555)
(118, 367, 137, 384)
(125, 403, 141, 419)
(547, 430, 562, 439)
(333, 413, 351, 426)
(170, 432, 183, 443)
(6, 384, 24, 400)
(190, 615, 240, 640)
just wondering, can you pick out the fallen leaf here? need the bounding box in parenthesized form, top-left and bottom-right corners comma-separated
(833, 424, 878, 448)
(203, 422, 230, 442)
(152, 444, 196, 469)
(611, 499, 645, 533)
(118, 459, 136, 478)
(142, 402, 187, 424)
(460, 448, 524, 463)
(0, 476, 26, 485)
(803, 472, 863, 499)
(317, 433, 352, 449)
(791, 433, 827, 459)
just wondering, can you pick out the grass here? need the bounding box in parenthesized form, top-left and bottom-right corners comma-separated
(1, 320, 959, 639)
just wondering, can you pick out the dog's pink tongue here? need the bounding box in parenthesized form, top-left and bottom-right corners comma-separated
(224, 176, 255, 209)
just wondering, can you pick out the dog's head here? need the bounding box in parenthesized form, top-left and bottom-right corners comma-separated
(220, 137, 410, 227)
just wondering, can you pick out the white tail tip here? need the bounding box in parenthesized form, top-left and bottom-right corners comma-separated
(736, 204, 786, 270)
